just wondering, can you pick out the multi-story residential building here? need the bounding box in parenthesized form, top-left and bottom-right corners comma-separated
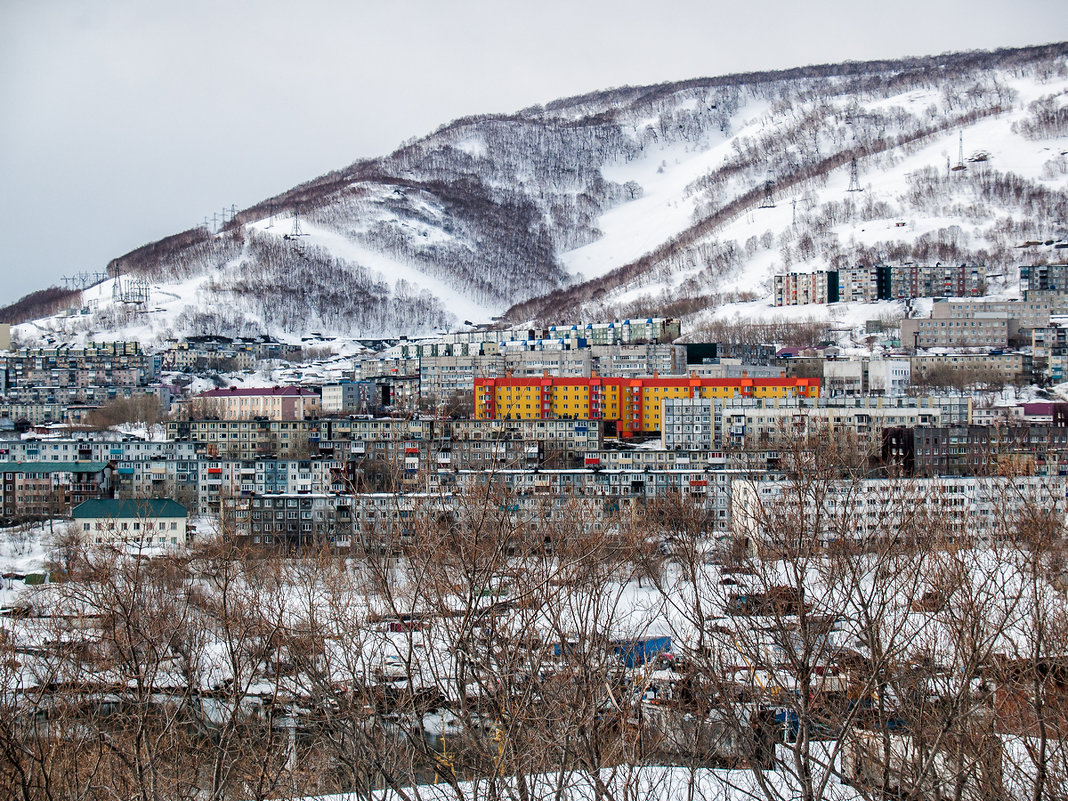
(589, 344, 684, 377)
(662, 398, 715, 450)
(321, 381, 378, 414)
(474, 375, 820, 436)
(774, 271, 840, 306)
(430, 467, 754, 539)
(717, 395, 964, 451)
(901, 425, 1068, 477)
(225, 491, 450, 550)
(929, 298, 1053, 330)
(1020, 264, 1068, 294)
(822, 358, 911, 396)
(316, 417, 603, 474)
(0, 437, 200, 503)
(732, 474, 1065, 552)
(417, 354, 506, 406)
(774, 264, 986, 306)
(0, 341, 163, 424)
(900, 315, 1020, 350)
(184, 387, 321, 421)
(161, 336, 302, 371)
(165, 418, 318, 459)
(568, 318, 681, 345)
(910, 352, 1033, 386)
(1032, 316, 1068, 383)
(0, 437, 197, 464)
(0, 461, 114, 519)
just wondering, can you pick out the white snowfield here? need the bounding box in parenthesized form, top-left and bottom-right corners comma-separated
(12, 59, 1068, 346)
(288, 763, 861, 801)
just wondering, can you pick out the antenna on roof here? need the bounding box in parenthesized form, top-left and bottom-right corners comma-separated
(847, 157, 862, 192)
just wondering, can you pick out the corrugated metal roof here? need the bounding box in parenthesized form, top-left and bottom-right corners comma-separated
(72, 499, 187, 519)
(0, 461, 109, 474)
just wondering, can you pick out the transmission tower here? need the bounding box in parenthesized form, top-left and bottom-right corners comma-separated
(285, 204, 307, 240)
(759, 180, 776, 209)
(847, 157, 863, 192)
(951, 131, 967, 172)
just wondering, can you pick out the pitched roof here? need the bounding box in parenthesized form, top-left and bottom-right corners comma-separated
(0, 461, 110, 474)
(72, 499, 187, 519)
(196, 386, 319, 398)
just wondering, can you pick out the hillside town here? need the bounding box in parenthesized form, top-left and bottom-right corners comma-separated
(6, 260, 1068, 798)
(2, 27, 1068, 799)
(3, 264, 1068, 543)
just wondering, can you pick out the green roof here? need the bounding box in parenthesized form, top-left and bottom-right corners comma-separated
(0, 461, 109, 474)
(72, 499, 187, 519)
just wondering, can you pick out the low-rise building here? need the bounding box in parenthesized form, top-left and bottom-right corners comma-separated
(72, 498, 188, 547)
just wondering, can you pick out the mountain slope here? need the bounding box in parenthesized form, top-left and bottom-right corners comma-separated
(11, 42, 1068, 344)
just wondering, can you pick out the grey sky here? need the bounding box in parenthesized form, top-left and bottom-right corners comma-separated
(1, 0, 1065, 307)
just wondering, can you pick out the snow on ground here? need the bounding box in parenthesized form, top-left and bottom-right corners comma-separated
(562, 98, 770, 283)
(247, 218, 492, 325)
(297, 763, 860, 801)
(566, 71, 1068, 316)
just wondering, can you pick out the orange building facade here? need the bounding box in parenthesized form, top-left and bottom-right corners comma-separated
(473, 375, 821, 436)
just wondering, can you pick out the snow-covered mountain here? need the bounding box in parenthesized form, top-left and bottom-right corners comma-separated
(8, 43, 1068, 345)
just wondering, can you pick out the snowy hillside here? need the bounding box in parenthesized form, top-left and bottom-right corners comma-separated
(8, 43, 1068, 346)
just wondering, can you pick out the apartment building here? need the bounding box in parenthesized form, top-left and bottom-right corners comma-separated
(0, 461, 114, 519)
(1020, 264, 1068, 293)
(907, 425, 1068, 477)
(930, 298, 1053, 330)
(165, 419, 318, 459)
(822, 358, 911, 396)
(718, 395, 962, 450)
(662, 398, 715, 450)
(1032, 316, 1068, 383)
(900, 316, 1019, 350)
(732, 474, 1065, 553)
(186, 387, 321, 420)
(320, 381, 378, 414)
(225, 491, 451, 550)
(474, 375, 820, 436)
(910, 353, 1033, 386)
(774, 264, 986, 306)
(774, 271, 839, 306)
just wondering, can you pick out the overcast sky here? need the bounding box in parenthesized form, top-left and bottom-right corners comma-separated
(1, 0, 1065, 307)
